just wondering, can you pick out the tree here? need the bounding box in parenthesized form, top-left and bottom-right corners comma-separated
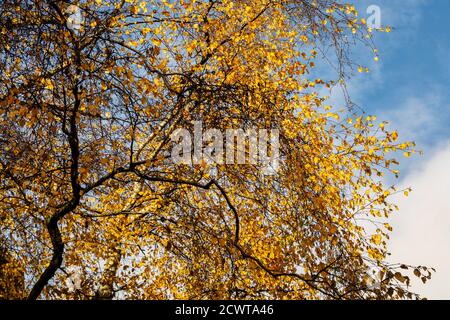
(0, 0, 432, 300)
(0, 247, 25, 299)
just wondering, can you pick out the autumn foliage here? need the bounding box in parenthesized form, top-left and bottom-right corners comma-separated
(0, 0, 432, 300)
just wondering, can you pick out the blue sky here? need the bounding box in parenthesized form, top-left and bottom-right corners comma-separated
(335, 0, 450, 299)
(354, 0, 450, 151)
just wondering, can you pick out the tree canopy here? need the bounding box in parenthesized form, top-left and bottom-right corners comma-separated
(0, 0, 432, 300)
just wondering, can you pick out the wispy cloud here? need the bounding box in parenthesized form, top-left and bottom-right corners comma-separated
(381, 92, 449, 148)
(388, 141, 450, 299)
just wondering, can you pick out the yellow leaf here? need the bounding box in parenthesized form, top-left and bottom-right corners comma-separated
(372, 234, 382, 245)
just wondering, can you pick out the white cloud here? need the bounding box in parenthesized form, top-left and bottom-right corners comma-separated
(388, 141, 450, 299)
